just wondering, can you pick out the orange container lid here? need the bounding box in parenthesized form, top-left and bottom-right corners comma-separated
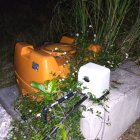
(41, 43, 76, 56)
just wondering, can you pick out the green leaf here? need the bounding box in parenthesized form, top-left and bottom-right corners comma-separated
(35, 91, 44, 96)
(30, 82, 46, 93)
(45, 94, 53, 101)
(44, 80, 49, 86)
(61, 128, 67, 140)
(56, 123, 64, 129)
(56, 124, 67, 140)
(46, 79, 57, 93)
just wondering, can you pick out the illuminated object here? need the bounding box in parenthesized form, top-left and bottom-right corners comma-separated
(88, 44, 102, 53)
(60, 36, 75, 44)
(78, 62, 110, 98)
(14, 37, 76, 96)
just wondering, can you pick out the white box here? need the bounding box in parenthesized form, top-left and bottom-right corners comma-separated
(78, 62, 110, 98)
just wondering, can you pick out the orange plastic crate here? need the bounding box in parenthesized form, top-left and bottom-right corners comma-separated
(14, 37, 76, 97)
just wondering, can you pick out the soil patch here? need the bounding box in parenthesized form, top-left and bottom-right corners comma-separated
(119, 118, 140, 140)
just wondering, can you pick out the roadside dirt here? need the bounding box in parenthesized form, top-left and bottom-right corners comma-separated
(119, 118, 140, 140)
(0, 62, 15, 88)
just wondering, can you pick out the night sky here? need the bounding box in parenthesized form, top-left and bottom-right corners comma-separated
(0, 0, 58, 14)
(0, 0, 60, 44)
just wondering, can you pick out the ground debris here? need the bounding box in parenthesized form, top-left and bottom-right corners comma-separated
(119, 118, 140, 140)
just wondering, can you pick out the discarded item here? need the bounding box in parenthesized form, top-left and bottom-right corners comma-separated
(14, 36, 76, 96)
(60, 36, 76, 44)
(88, 44, 102, 53)
(78, 62, 110, 98)
(43, 91, 109, 140)
(43, 91, 79, 123)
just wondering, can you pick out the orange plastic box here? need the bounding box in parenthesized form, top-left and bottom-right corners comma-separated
(60, 36, 75, 44)
(14, 37, 76, 96)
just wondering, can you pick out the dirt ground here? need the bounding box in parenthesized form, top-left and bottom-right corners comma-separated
(0, 62, 15, 88)
(119, 118, 140, 140)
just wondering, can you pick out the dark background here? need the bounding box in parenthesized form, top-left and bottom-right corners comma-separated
(0, 0, 61, 46)
(0, 0, 57, 13)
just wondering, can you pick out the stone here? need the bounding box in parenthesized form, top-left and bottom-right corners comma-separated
(0, 104, 12, 140)
(80, 67, 140, 140)
(111, 68, 140, 94)
(0, 85, 20, 120)
(119, 61, 140, 76)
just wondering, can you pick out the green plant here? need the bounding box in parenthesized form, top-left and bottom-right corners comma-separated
(48, 0, 139, 69)
(10, 71, 109, 140)
(120, 8, 140, 54)
(10, 74, 85, 140)
(31, 79, 59, 103)
(8, 1, 140, 139)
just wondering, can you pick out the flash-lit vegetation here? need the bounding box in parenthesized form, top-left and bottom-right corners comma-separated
(0, 0, 139, 139)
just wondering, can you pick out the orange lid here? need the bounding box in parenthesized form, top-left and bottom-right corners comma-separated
(60, 36, 75, 44)
(41, 43, 76, 56)
(88, 44, 102, 53)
